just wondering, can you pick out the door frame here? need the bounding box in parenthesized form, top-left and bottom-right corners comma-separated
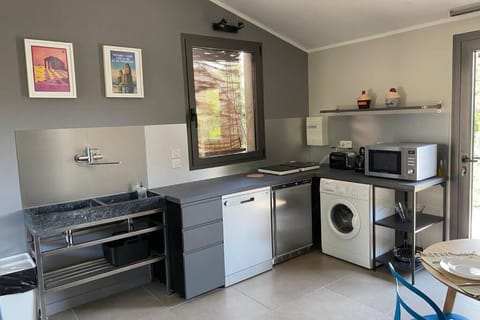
(451, 30, 480, 239)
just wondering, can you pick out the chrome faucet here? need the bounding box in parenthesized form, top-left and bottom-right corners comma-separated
(74, 146, 121, 166)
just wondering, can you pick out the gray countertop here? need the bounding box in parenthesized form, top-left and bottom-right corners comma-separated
(25, 165, 446, 235)
(151, 170, 316, 204)
(151, 165, 447, 204)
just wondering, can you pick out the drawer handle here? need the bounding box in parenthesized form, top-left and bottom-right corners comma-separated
(240, 197, 255, 204)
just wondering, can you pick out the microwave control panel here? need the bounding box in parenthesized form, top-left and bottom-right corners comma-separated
(406, 149, 416, 176)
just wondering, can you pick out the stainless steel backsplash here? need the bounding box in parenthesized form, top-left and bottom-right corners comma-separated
(16, 126, 148, 208)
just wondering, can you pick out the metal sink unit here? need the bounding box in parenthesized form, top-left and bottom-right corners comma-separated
(23, 190, 169, 320)
(28, 199, 102, 215)
(95, 190, 161, 205)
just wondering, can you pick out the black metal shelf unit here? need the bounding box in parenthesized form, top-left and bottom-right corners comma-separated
(372, 176, 447, 284)
(375, 214, 444, 234)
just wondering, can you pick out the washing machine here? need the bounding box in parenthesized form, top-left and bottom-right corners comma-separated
(320, 178, 394, 269)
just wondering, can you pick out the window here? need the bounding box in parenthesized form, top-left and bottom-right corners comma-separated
(182, 34, 265, 169)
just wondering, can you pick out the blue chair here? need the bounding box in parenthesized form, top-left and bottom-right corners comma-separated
(388, 262, 469, 320)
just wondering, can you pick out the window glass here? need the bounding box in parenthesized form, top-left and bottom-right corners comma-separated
(192, 47, 255, 158)
(183, 35, 265, 169)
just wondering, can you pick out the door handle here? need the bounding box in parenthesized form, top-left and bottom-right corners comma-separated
(462, 155, 478, 163)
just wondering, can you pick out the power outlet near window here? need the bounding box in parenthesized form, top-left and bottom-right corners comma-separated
(172, 158, 182, 169)
(339, 140, 352, 148)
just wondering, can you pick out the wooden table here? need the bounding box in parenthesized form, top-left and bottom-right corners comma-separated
(423, 239, 480, 313)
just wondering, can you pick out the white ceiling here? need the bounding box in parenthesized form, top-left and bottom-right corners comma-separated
(210, 0, 480, 52)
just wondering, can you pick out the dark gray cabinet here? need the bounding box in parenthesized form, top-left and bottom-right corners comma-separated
(167, 197, 225, 299)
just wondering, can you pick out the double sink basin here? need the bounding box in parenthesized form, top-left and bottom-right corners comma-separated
(24, 190, 164, 236)
(28, 191, 161, 215)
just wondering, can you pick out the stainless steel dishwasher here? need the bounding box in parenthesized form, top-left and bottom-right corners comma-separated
(272, 179, 312, 264)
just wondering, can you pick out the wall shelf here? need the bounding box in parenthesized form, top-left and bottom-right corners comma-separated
(318, 103, 442, 116)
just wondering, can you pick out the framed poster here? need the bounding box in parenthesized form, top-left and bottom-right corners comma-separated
(103, 45, 144, 98)
(24, 39, 77, 98)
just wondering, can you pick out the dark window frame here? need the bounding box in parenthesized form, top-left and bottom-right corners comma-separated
(181, 33, 265, 170)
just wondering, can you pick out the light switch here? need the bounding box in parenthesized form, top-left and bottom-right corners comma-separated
(171, 148, 181, 159)
(172, 158, 182, 168)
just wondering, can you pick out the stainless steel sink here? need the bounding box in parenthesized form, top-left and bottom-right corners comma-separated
(95, 191, 161, 205)
(29, 199, 102, 215)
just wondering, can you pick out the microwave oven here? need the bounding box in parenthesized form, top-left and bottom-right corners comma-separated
(364, 143, 437, 181)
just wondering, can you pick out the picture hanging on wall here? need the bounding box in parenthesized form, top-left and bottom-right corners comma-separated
(24, 39, 77, 98)
(103, 45, 144, 98)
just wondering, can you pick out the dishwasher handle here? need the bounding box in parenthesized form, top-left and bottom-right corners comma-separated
(224, 197, 256, 207)
(240, 197, 255, 204)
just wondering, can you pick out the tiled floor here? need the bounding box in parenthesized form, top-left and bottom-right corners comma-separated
(50, 251, 480, 320)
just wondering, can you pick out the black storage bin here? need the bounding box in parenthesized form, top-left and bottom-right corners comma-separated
(102, 236, 150, 266)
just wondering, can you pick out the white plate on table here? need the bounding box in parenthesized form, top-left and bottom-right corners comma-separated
(439, 256, 480, 280)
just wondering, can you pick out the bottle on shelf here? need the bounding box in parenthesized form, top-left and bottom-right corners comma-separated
(136, 182, 147, 199)
(438, 160, 444, 177)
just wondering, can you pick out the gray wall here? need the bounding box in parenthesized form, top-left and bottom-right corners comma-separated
(0, 0, 308, 257)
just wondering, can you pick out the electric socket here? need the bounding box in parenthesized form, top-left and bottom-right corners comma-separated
(339, 140, 352, 148)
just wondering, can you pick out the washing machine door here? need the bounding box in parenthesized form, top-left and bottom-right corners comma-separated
(327, 199, 361, 240)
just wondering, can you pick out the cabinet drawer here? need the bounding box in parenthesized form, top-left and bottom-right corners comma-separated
(183, 221, 223, 253)
(184, 244, 225, 299)
(182, 198, 221, 228)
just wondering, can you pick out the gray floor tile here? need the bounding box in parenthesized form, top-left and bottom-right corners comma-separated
(48, 309, 78, 320)
(47, 251, 480, 320)
(72, 286, 172, 320)
(143, 280, 184, 307)
(170, 287, 270, 320)
(325, 268, 396, 314)
(233, 251, 361, 309)
(274, 287, 390, 320)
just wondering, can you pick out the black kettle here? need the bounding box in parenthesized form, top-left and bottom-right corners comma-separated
(354, 147, 365, 172)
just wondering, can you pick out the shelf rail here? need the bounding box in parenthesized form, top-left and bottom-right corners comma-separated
(44, 254, 165, 292)
(318, 103, 442, 116)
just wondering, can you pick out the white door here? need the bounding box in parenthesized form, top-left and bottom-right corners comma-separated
(452, 31, 480, 239)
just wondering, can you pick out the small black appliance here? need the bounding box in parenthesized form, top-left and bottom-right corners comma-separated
(354, 147, 365, 172)
(329, 151, 355, 170)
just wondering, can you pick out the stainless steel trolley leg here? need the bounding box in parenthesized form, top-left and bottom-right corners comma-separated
(33, 236, 47, 320)
(411, 191, 417, 285)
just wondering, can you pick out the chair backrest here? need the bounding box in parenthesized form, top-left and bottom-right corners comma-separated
(388, 262, 447, 320)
